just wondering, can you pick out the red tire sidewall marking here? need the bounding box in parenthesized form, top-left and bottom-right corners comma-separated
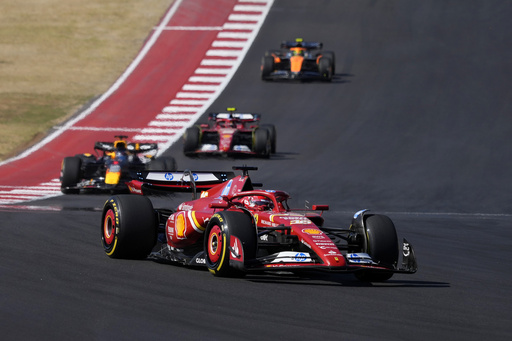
(208, 225, 223, 263)
(103, 209, 116, 245)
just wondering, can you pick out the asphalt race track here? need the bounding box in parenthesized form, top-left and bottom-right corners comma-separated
(2, 1, 512, 340)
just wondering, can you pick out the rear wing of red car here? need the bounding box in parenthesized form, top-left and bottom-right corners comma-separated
(208, 112, 261, 122)
(127, 170, 235, 196)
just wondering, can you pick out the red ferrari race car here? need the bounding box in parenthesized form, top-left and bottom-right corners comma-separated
(101, 166, 417, 281)
(183, 108, 276, 158)
(60, 135, 177, 194)
(261, 38, 336, 82)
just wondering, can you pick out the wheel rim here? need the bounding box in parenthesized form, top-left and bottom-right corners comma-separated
(208, 225, 223, 263)
(103, 209, 116, 246)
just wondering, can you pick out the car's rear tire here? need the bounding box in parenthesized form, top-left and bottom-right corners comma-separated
(60, 156, 82, 194)
(147, 157, 177, 171)
(253, 128, 271, 158)
(204, 211, 257, 277)
(260, 124, 277, 154)
(183, 126, 200, 156)
(354, 214, 399, 282)
(318, 57, 333, 82)
(261, 56, 274, 80)
(101, 195, 157, 259)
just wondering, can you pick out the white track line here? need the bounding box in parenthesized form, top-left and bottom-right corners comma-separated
(217, 32, 252, 39)
(176, 92, 214, 98)
(161, 26, 223, 30)
(234, 5, 266, 12)
(200, 59, 238, 66)
(194, 68, 230, 74)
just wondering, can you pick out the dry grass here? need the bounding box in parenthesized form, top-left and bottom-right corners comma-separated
(0, 0, 173, 160)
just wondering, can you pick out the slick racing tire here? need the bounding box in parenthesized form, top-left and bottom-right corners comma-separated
(101, 195, 157, 259)
(60, 156, 82, 194)
(260, 124, 277, 154)
(318, 57, 333, 82)
(354, 214, 399, 282)
(264, 49, 281, 57)
(147, 157, 177, 171)
(322, 51, 336, 74)
(183, 126, 200, 156)
(261, 56, 274, 80)
(204, 211, 257, 277)
(253, 128, 271, 158)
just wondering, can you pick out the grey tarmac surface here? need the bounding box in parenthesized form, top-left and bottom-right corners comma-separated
(1, 1, 511, 340)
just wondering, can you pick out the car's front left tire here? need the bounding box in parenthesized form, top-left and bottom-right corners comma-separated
(60, 156, 82, 194)
(101, 195, 157, 259)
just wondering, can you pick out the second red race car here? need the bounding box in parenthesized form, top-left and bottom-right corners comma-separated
(101, 166, 417, 282)
(182, 108, 276, 158)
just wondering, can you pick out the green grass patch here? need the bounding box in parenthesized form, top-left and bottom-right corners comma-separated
(0, 0, 173, 161)
(0, 93, 91, 160)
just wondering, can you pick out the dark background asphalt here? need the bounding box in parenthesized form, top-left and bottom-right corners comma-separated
(1, 1, 511, 340)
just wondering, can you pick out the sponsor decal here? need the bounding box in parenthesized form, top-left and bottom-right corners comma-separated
(200, 191, 209, 198)
(302, 228, 322, 235)
(212, 213, 223, 223)
(178, 203, 193, 211)
(192, 173, 199, 181)
(290, 219, 309, 225)
(294, 253, 308, 262)
(231, 237, 240, 258)
(346, 253, 375, 264)
(201, 144, 218, 151)
(195, 258, 206, 264)
(166, 218, 174, 239)
(271, 214, 305, 220)
(318, 245, 339, 250)
(165, 172, 174, 181)
(270, 251, 312, 263)
(175, 213, 186, 239)
(127, 185, 142, 194)
(403, 242, 411, 257)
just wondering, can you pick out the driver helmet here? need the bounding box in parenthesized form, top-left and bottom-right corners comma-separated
(243, 196, 272, 211)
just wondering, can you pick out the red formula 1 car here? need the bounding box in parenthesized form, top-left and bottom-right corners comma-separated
(60, 135, 177, 194)
(261, 38, 336, 82)
(182, 108, 276, 158)
(101, 166, 417, 281)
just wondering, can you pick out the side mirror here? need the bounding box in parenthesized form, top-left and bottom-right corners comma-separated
(209, 201, 229, 209)
(312, 205, 329, 211)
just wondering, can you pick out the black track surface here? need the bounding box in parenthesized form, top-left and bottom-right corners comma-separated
(2, 1, 511, 340)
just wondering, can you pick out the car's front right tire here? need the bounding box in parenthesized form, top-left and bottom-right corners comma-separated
(204, 211, 257, 277)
